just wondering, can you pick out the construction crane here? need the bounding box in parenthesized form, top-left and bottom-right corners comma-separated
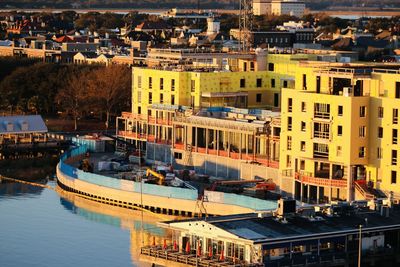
(146, 168, 165, 185)
(239, 0, 253, 52)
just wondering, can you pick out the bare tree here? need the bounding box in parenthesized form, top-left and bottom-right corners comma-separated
(56, 71, 90, 131)
(87, 65, 131, 129)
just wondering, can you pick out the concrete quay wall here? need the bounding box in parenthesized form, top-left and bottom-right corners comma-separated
(56, 164, 258, 216)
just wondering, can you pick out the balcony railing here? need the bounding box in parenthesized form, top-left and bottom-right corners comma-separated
(121, 112, 146, 120)
(295, 172, 347, 188)
(313, 131, 330, 139)
(314, 111, 330, 120)
(173, 144, 279, 168)
(118, 131, 146, 139)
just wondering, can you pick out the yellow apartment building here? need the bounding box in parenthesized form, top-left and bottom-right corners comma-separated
(367, 69, 400, 201)
(132, 66, 273, 116)
(118, 50, 400, 203)
(279, 62, 400, 203)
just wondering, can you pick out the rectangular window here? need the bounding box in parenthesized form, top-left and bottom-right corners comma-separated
(171, 79, 175, 91)
(396, 82, 400, 99)
(393, 109, 398, 124)
(288, 98, 292, 112)
(274, 93, 279, 107)
(338, 105, 343, 116)
(268, 63, 274, 71)
(287, 136, 292, 150)
(301, 141, 306, 152)
(160, 93, 164, 103)
(392, 150, 397, 165)
(138, 91, 142, 102)
(174, 152, 182, 159)
(314, 122, 330, 139)
(138, 106, 141, 114)
(240, 78, 246, 88)
(283, 80, 288, 88)
(301, 102, 306, 112)
(137, 75, 142, 88)
(316, 76, 321, 93)
(313, 143, 329, 159)
(256, 93, 262, 103)
(377, 147, 383, 159)
(378, 127, 383, 138)
(314, 103, 330, 119)
(148, 92, 152, 104)
(359, 126, 366, 137)
(337, 146, 342, 157)
(302, 74, 307, 90)
(191, 80, 196, 92)
(359, 147, 366, 158)
(286, 155, 292, 168)
(160, 78, 164, 90)
(378, 107, 384, 118)
(337, 125, 343, 136)
(256, 78, 262, 87)
(360, 106, 366, 117)
(392, 171, 397, 184)
(271, 79, 276, 88)
(393, 129, 398, 144)
(171, 95, 175, 105)
(191, 96, 195, 107)
(300, 160, 305, 170)
(301, 121, 306, 132)
(148, 77, 152, 89)
(287, 117, 292, 131)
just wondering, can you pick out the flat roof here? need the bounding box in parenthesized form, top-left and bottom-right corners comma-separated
(164, 207, 400, 246)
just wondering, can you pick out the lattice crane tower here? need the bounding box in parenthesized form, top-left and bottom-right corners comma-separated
(239, 0, 253, 52)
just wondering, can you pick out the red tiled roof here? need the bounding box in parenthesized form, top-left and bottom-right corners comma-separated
(54, 35, 74, 43)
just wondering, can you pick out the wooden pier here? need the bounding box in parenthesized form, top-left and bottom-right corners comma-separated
(140, 246, 258, 267)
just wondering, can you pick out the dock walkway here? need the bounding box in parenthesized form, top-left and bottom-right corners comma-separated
(141, 246, 257, 267)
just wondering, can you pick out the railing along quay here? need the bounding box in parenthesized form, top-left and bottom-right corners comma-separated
(141, 246, 257, 267)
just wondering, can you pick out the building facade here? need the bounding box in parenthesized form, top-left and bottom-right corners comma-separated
(253, 0, 305, 17)
(118, 49, 400, 203)
(279, 63, 400, 203)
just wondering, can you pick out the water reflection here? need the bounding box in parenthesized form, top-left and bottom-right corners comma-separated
(56, 188, 175, 265)
(0, 181, 44, 198)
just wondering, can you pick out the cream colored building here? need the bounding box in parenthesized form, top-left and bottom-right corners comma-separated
(254, 0, 305, 17)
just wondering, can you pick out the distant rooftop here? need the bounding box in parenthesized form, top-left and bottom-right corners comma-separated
(0, 115, 48, 135)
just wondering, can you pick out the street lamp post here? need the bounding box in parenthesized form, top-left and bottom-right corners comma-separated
(358, 224, 362, 267)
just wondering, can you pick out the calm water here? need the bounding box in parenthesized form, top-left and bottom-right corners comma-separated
(0, 181, 170, 267)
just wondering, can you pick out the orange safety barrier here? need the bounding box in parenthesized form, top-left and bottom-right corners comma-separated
(295, 172, 347, 188)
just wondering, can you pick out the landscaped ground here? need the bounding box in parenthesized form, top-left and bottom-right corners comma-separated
(44, 117, 111, 132)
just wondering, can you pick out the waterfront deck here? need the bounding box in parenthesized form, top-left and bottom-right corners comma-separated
(140, 246, 255, 267)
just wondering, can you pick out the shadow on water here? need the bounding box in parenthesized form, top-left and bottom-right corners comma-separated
(0, 182, 44, 198)
(0, 156, 58, 181)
